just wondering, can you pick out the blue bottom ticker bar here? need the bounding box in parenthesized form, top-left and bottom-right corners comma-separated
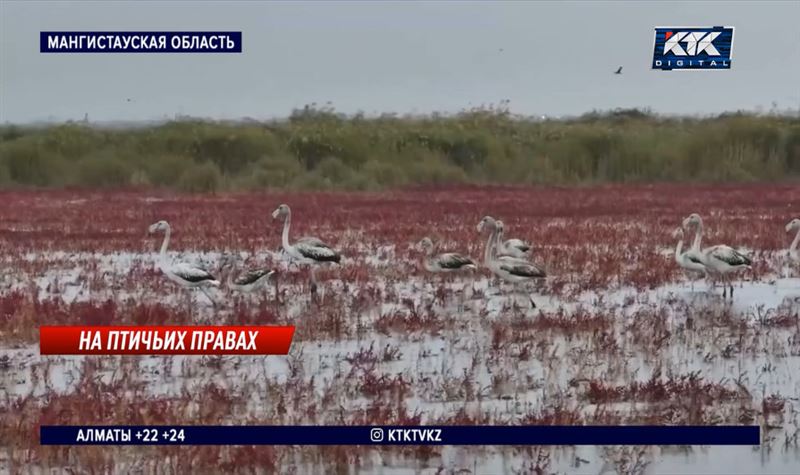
(40, 425, 761, 446)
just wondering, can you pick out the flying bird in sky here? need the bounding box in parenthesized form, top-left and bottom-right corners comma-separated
(614, 66, 623, 75)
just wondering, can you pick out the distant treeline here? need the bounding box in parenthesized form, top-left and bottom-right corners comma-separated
(1, 105, 799, 192)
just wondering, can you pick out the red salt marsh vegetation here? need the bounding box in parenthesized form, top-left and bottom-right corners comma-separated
(1, 183, 800, 474)
(0, 182, 797, 267)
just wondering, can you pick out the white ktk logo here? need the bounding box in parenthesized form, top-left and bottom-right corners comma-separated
(663, 31, 721, 56)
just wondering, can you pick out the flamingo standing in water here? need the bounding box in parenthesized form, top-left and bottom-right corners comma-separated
(219, 253, 279, 302)
(416, 237, 477, 302)
(682, 213, 752, 298)
(478, 217, 546, 308)
(272, 204, 341, 300)
(417, 237, 477, 273)
(477, 215, 532, 258)
(672, 226, 706, 290)
(148, 220, 220, 308)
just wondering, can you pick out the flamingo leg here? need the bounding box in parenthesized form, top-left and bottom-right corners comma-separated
(185, 289, 193, 315)
(524, 283, 537, 309)
(199, 287, 217, 310)
(432, 276, 439, 305)
(274, 275, 282, 305)
(310, 266, 318, 303)
(258, 289, 267, 314)
(723, 275, 728, 298)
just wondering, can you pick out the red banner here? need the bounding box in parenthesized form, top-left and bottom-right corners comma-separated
(39, 326, 295, 355)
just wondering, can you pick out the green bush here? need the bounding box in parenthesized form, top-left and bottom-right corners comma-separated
(406, 150, 470, 185)
(76, 153, 132, 187)
(177, 162, 222, 193)
(363, 159, 407, 187)
(0, 107, 798, 191)
(289, 157, 374, 191)
(0, 139, 63, 186)
(0, 160, 11, 186)
(238, 155, 305, 189)
(145, 154, 196, 186)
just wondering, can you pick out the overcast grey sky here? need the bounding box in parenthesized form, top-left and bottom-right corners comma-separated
(1, 0, 798, 123)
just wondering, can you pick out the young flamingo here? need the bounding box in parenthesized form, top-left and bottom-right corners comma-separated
(682, 213, 752, 298)
(272, 204, 341, 301)
(478, 217, 546, 308)
(672, 226, 707, 290)
(476, 215, 532, 258)
(416, 236, 477, 303)
(148, 220, 220, 309)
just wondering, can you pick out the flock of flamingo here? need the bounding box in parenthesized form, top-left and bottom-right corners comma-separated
(147, 204, 800, 309)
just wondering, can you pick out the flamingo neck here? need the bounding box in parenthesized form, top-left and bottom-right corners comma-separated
(484, 227, 499, 264)
(281, 212, 292, 251)
(222, 261, 235, 287)
(790, 227, 800, 254)
(674, 237, 684, 263)
(483, 229, 493, 265)
(158, 226, 171, 259)
(492, 229, 503, 258)
(691, 221, 703, 251)
(422, 256, 435, 272)
(420, 243, 436, 271)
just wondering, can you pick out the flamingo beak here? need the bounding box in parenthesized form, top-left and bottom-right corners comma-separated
(147, 223, 158, 233)
(271, 209, 280, 219)
(787, 222, 794, 233)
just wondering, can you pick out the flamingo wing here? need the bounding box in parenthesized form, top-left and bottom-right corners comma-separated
(497, 257, 546, 278)
(172, 262, 218, 283)
(437, 253, 475, 270)
(505, 238, 531, 253)
(686, 254, 704, 265)
(233, 269, 275, 286)
(297, 236, 326, 247)
(707, 245, 752, 267)
(296, 241, 341, 263)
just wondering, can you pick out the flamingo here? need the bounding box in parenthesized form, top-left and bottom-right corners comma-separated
(272, 204, 341, 299)
(478, 217, 546, 308)
(417, 237, 477, 273)
(148, 220, 220, 308)
(672, 226, 706, 290)
(219, 253, 278, 297)
(476, 215, 532, 258)
(682, 213, 752, 298)
(787, 218, 800, 263)
(416, 237, 477, 302)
